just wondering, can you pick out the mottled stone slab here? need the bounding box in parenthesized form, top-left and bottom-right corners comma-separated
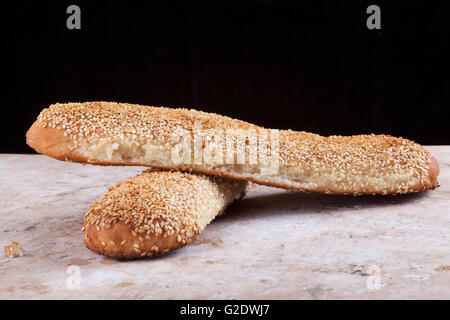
(0, 147, 449, 299)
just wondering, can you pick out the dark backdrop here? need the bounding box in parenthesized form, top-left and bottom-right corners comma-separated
(2, 0, 449, 153)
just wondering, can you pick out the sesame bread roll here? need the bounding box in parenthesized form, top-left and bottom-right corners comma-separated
(27, 102, 439, 195)
(83, 170, 248, 258)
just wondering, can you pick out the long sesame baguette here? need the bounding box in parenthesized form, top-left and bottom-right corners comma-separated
(27, 102, 439, 195)
(83, 170, 248, 258)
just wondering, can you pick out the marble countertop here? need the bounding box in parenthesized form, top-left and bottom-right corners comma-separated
(0, 146, 449, 299)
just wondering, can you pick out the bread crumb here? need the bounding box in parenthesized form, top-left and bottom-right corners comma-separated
(4, 242, 24, 258)
(435, 265, 450, 272)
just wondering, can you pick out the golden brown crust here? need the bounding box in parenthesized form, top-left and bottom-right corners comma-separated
(26, 120, 83, 162)
(428, 156, 440, 188)
(27, 102, 440, 195)
(84, 220, 187, 259)
(83, 170, 248, 259)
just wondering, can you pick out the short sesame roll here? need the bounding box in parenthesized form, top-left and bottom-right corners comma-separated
(83, 170, 248, 258)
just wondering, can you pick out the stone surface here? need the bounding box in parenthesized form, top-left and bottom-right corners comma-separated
(0, 146, 449, 299)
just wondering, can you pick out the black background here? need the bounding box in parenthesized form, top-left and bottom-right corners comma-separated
(2, 0, 449, 153)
